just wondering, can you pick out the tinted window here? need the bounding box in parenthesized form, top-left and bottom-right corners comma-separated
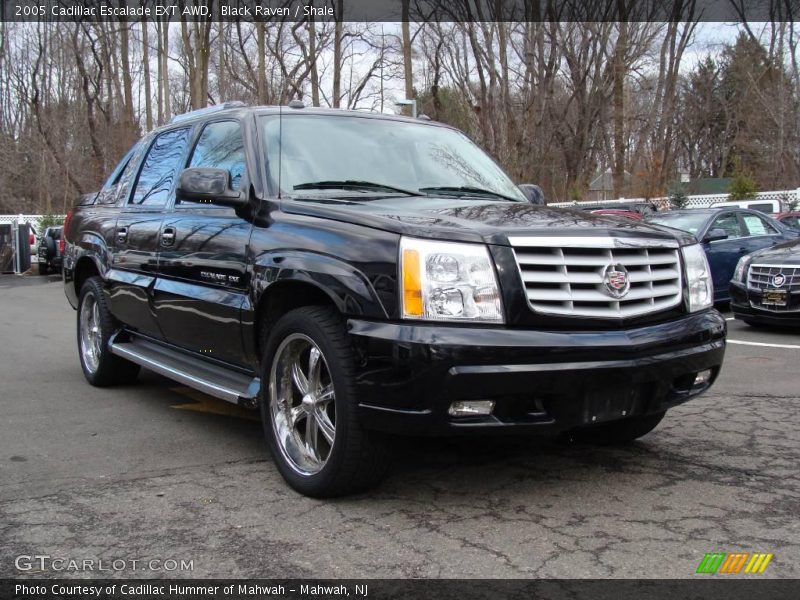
(105, 143, 147, 204)
(747, 203, 775, 214)
(742, 214, 778, 236)
(783, 216, 800, 229)
(102, 142, 139, 191)
(711, 214, 744, 238)
(129, 128, 191, 207)
(188, 121, 246, 194)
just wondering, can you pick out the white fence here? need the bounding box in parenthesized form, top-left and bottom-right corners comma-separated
(549, 189, 800, 210)
(0, 215, 65, 228)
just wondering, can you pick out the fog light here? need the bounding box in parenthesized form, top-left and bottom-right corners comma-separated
(448, 400, 495, 417)
(694, 369, 713, 386)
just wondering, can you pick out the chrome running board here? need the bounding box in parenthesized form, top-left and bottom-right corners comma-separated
(110, 336, 260, 408)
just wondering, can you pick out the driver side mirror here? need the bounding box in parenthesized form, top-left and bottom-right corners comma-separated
(176, 168, 246, 207)
(704, 228, 728, 243)
(518, 184, 545, 205)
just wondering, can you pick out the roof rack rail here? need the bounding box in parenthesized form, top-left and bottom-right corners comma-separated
(170, 101, 247, 124)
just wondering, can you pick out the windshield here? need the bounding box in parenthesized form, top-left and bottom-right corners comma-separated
(260, 114, 526, 202)
(645, 212, 710, 235)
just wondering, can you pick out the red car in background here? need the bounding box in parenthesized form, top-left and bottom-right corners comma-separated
(590, 209, 643, 220)
(776, 212, 800, 230)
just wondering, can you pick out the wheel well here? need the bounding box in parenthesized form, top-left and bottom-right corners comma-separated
(255, 281, 338, 361)
(73, 257, 100, 296)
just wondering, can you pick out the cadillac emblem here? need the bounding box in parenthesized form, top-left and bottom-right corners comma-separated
(602, 263, 630, 298)
(772, 273, 786, 288)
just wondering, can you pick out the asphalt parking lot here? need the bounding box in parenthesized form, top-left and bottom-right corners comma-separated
(1, 275, 799, 579)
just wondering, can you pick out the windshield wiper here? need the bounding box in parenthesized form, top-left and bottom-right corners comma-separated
(419, 186, 521, 202)
(293, 180, 422, 197)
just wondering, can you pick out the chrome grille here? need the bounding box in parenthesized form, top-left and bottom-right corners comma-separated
(748, 264, 800, 291)
(509, 236, 683, 318)
(748, 264, 800, 312)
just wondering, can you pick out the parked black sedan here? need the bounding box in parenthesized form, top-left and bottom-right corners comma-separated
(730, 239, 800, 327)
(644, 208, 799, 302)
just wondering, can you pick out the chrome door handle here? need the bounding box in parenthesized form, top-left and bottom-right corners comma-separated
(161, 227, 176, 247)
(116, 227, 128, 243)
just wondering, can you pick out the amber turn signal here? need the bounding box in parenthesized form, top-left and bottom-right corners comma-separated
(402, 248, 423, 317)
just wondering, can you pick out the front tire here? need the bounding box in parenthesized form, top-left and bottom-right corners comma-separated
(77, 277, 140, 386)
(260, 306, 389, 497)
(571, 411, 666, 445)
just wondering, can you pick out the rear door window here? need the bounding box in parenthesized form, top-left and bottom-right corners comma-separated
(102, 142, 140, 191)
(129, 128, 191, 208)
(742, 214, 778, 236)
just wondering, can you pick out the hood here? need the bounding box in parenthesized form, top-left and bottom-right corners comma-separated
(749, 238, 800, 264)
(279, 197, 695, 246)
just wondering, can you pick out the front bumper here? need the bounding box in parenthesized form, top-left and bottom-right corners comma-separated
(730, 281, 800, 327)
(348, 310, 726, 435)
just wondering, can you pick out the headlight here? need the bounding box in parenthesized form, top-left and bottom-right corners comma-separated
(399, 237, 504, 323)
(733, 255, 752, 283)
(681, 244, 713, 312)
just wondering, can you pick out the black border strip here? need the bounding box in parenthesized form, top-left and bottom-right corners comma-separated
(3, 579, 800, 600)
(1, 0, 794, 23)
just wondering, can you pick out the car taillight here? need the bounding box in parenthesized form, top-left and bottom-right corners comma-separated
(59, 238, 65, 254)
(29, 233, 35, 245)
(63, 210, 74, 239)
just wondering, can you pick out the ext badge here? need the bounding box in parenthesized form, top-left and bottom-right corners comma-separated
(772, 273, 786, 288)
(602, 263, 630, 298)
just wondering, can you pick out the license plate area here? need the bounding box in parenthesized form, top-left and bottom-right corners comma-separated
(583, 384, 645, 425)
(762, 289, 788, 307)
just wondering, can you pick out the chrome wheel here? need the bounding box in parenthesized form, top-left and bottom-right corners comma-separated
(79, 291, 102, 374)
(269, 334, 336, 476)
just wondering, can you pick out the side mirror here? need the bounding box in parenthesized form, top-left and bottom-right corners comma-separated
(176, 168, 246, 207)
(704, 228, 728, 243)
(518, 184, 545, 206)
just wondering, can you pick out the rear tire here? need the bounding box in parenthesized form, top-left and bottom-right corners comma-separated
(259, 306, 390, 497)
(571, 412, 666, 445)
(77, 277, 140, 387)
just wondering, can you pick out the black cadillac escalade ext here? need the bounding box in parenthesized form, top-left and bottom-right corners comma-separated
(63, 102, 726, 497)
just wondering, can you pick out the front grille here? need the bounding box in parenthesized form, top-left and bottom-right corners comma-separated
(748, 264, 800, 291)
(509, 236, 683, 318)
(748, 264, 800, 312)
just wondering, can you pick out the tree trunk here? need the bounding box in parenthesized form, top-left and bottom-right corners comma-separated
(119, 22, 134, 124)
(257, 22, 266, 103)
(308, 17, 320, 106)
(141, 20, 153, 131)
(218, 21, 226, 102)
(159, 20, 170, 122)
(401, 0, 413, 104)
(612, 19, 628, 199)
(333, 0, 343, 108)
